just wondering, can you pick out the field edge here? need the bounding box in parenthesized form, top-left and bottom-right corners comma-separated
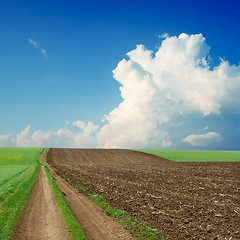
(134, 149, 240, 162)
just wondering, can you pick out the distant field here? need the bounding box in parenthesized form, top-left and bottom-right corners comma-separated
(0, 147, 42, 239)
(135, 149, 240, 162)
(0, 147, 42, 165)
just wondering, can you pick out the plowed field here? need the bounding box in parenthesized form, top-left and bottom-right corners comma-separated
(47, 148, 240, 240)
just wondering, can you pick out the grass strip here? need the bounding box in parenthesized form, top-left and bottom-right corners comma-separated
(50, 166, 160, 240)
(44, 148, 50, 162)
(0, 162, 41, 239)
(135, 149, 240, 162)
(89, 193, 159, 240)
(44, 166, 87, 240)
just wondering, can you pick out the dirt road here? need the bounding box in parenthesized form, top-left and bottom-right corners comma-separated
(13, 149, 136, 240)
(13, 150, 71, 240)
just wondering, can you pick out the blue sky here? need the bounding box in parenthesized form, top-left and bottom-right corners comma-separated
(0, 0, 240, 149)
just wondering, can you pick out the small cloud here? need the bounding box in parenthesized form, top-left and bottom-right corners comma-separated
(65, 120, 70, 126)
(182, 132, 223, 147)
(28, 38, 48, 57)
(73, 120, 99, 135)
(158, 33, 169, 39)
(16, 125, 31, 147)
(73, 120, 85, 129)
(40, 49, 47, 57)
(204, 126, 208, 130)
(0, 133, 14, 147)
(28, 38, 38, 48)
(161, 140, 172, 147)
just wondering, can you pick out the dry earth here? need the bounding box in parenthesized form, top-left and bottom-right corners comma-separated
(47, 148, 240, 240)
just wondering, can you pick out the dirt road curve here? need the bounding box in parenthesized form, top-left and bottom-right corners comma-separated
(13, 150, 71, 240)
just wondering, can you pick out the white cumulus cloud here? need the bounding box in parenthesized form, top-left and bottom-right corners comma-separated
(182, 132, 223, 147)
(73, 120, 99, 135)
(97, 33, 240, 148)
(0, 133, 14, 147)
(2, 122, 99, 148)
(1, 33, 240, 149)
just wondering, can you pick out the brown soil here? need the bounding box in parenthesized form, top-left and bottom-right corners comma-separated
(47, 148, 240, 240)
(13, 150, 71, 240)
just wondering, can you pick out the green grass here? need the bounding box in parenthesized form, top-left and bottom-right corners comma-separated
(135, 149, 240, 162)
(50, 166, 159, 240)
(0, 147, 43, 165)
(0, 147, 43, 240)
(89, 194, 159, 240)
(44, 166, 87, 240)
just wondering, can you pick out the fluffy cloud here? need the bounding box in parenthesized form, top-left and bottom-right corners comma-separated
(1, 33, 240, 149)
(73, 120, 99, 136)
(1, 123, 99, 148)
(97, 33, 240, 148)
(182, 132, 223, 147)
(0, 133, 14, 147)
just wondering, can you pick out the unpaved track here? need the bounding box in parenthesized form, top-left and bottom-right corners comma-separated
(13, 150, 70, 240)
(47, 159, 136, 240)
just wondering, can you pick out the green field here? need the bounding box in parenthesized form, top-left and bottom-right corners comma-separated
(135, 149, 240, 162)
(0, 147, 43, 239)
(0, 147, 42, 165)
